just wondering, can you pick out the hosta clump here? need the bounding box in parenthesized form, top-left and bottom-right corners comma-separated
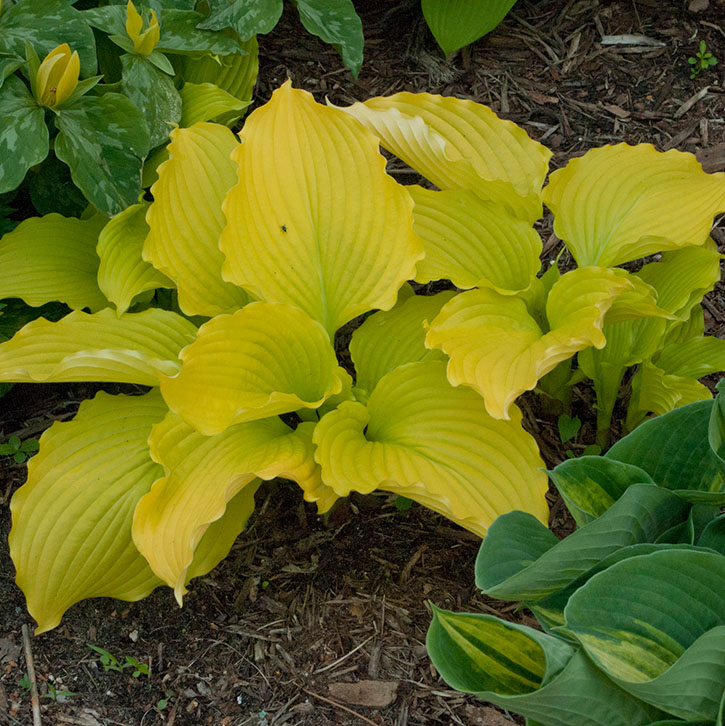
(427, 384, 725, 726)
(0, 81, 724, 633)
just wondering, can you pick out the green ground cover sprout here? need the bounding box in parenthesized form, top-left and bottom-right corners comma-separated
(689, 39, 718, 79)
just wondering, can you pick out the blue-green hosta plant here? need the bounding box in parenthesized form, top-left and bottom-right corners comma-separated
(1, 83, 724, 633)
(427, 384, 725, 726)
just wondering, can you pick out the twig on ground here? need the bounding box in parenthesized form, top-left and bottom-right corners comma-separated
(21, 624, 41, 726)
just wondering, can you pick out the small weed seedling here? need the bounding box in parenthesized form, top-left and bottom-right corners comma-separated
(0, 435, 39, 463)
(557, 414, 601, 458)
(689, 40, 718, 79)
(87, 644, 149, 677)
(43, 683, 77, 701)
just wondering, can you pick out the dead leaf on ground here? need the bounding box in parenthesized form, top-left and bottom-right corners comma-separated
(688, 0, 709, 11)
(328, 680, 399, 708)
(0, 638, 20, 666)
(465, 704, 517, 725)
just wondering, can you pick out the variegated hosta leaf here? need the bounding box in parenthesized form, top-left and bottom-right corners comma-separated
(9, 391, 168, 633)
(341, 91, 552, 223)
(0, 213, 108, 310)
(409, 186, 541, 293)
(426, 267, 637, 419)
(134, 412, 321, 601)
(350, 291, 454, 396)
(144, 122, 250, 317)
(221, 81, 423, 336)
(0, 308, 197, 385)
(543, 144, 725, 267)
(313, 360, 549, 537)
(96, 202, 173, 315)
(160, 302, 345, 435)
(179, 82, 250, 127)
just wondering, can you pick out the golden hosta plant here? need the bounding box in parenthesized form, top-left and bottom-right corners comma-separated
(1, 83, 724, 633)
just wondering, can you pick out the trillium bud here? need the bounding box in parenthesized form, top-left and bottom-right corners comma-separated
(35, 43, 80, 108)
(126, 0, 160, 56)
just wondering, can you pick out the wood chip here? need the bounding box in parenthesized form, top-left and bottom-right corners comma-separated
(465, 705, 518, 725)
(688, 0, 709, 11)
(697, 142, 725, 173)
(600, 34, 665, 47)
(328, 680, 399, 708)
(674, 86, 710, 119)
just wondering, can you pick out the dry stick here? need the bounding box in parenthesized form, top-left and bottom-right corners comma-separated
(21, 624, 41, 726)
(299, 686, 379, 726)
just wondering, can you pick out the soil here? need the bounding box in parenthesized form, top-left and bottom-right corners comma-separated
(2, 1, 725, 724)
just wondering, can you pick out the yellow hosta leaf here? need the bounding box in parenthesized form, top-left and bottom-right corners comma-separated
(0, 308, 197, 385)
(96, 202, 173, 315)
(341, 91, 552, 222)
(313, 360, 549, 537)
(9, 391, 168, 633)
(0, 214, 108, 310)
(654, 335, 725, 379)
(543, 144, 725, 266)
(160, 302, 345, 435)
(426, 267, 636, 419)
(145, 122, 250, 316)
(409, 186, 541, 293)
(221, 81, 423, 336)
(134, 412, 321, 601)
(350, 291, 454, 395)
(179, 82, 251, 127)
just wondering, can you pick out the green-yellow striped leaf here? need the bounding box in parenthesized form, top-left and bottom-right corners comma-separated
(179, 82, 250, 127)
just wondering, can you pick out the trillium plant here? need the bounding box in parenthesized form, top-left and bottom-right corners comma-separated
(1, 81, 724, 633)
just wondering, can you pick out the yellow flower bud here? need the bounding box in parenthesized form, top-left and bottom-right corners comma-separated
(36, 44, 80, 108)
(126, 0, 160, 56)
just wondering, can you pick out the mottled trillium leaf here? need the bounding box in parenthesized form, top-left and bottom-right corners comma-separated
(154, 9, 244, 55)
(409, 186, 542, 293)
(9, 391, 168, 634)
(54, 94, 150, 216)
(96, 202, 174, 314)
(421, 0, 518, 56)
(313, 360, 549, 537)
(0, 308, 197, 386)
(160, 302, 345, 435)
(0, 76, 49, 194)
(0, 55, 24, 91)
(543, 143, 725, 267)
(179, 82, 250, 127)
(221, 81, 423, 336)
(134, 411, 321, 601)
(295, 0, 364, 77)
(196, 0, 284, 40)
(350, 291, 454, 396)
(341, 92, 552, 223)
(144, 122, 250, 316)
(121, 54, 181, 148)
(0, 213, 107, 310)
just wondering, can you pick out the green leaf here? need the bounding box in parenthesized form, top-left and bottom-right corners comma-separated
(295, 0, 364, 77)
(178, 82, 250, 127)
(421, 0, 518, 56)
(557, 414, 581, 444)
(0, 75, 48, 194)
(0, 0, 97, 76)
(121, 54, 181, 148)
(0, 54, 24, 91)
(709, 379, 725, 471)
(156, 10, 243, 55)
(548, 456, 655, 526)
(697, 515, 725, 556)
(196, 0, 283, 41)
(54, 93, 150, 216)
(26, 152, 88, 217)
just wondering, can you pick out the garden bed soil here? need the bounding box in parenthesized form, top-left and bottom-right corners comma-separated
(1, 0, 725, 724)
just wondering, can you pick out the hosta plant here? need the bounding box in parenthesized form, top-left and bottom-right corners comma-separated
(1, 83, 723, 633)
(427, 383, 725, 726)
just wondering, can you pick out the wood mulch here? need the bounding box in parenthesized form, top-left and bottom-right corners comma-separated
(1, 0, 724, 724)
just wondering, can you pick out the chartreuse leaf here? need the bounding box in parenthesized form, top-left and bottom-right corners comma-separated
(427, 610, 661, 726)
(547, 457, 655, 526)
(426, 267, 641, 420)
(350, 291, 454, 396)
(0, 308, 197, 385)
(9, 391, 167, 633)
(421, 0, 518, 56)
(55, 94, 150, 216)
(341, 92, 552, 223)
(145, 122, 250, 316)
(134, 411, 320, 602)
(475, 485, 689, 601)
(161, 302, 345, 436)
(0, 76, 48, 194)
(0, 213, 107, 310)
(295, 0, 364, 77)
(607, 399, 725, 503)
(196, 0, 283, 41)
(563, 550, 725, 720)
(313, 360, 549, 537)
(96, 202, 173, 314)
(121, 54, 181, 148)
(221, 82, 423, 336)
(409, 186, 541, 293)
(543, 144, 725, 267)
(179, 83, 250, 127)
